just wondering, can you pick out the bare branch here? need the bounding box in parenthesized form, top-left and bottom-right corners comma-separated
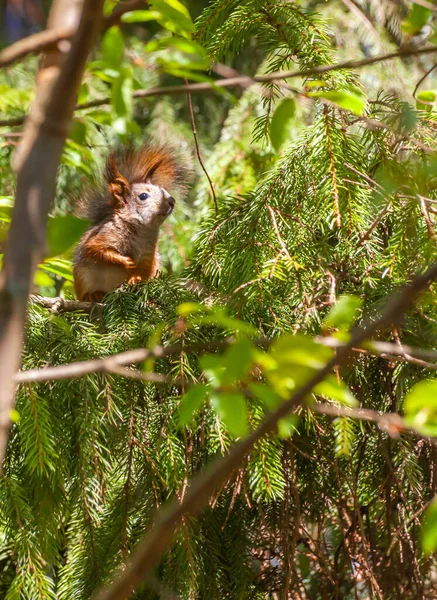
(92, 261, 437, 600)
(3, 44, 437, 129)
(185, 80, 218, 216)
(0, 0, 105, 464)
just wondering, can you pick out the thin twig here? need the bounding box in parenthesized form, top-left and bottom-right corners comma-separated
(413, 63, 437, 100)
(185, 79, 218, 216)
(4, 44, 437, 128)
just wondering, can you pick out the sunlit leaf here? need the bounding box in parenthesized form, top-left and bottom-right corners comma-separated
(179, 385, 209, 426)
(315, 375, 358, 406)
(402, 3, 431, 35)
(121, 9, 161, 22)
(308, 90, 365, 115)
(150, 0, 195, 38)
(270, 98, 296, 150)
(323, 295, 362, 331)
(46, 215, 90, 258)
(404, 380, 437, 436)
(101, 26, 125, 68)
(422, 497, 437, 554)
(211, 392, 249, 438)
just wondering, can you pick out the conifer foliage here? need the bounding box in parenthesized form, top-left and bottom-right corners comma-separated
(2, 0, 437, 598)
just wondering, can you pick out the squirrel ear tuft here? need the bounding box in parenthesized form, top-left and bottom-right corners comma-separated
(105, 155, 130, 206)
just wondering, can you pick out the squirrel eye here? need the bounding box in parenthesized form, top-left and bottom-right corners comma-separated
(139, 192, 149, 201)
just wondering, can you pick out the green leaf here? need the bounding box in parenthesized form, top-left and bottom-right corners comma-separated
(402, 3, 432, 35)
(111, 70, 133, 118)
(249, 383, 283, 410)
(101, 26, 125, 68)
(278, 414, 299, 439)
(39, 259, 74, 282)
(179, 385, 209, 426)
(270, 98, 296, 150)
(146, 36, 209, 72)
(150, 0, 195, 38)
(314, 375, 358, 407)
(221, 337, 254, 385)
(177, 302, 205, 317)
(404, 380, 437, 436)
(270, 334, 333, 369)
(308, 90, 365, 116)
(211, 392, 249, 438)
(0, 196, 13, 223)
(323, 295, 362, 331)
(417, 90, 437, 104)
(34, 270, 54, 288)
(46, 215, 90, 258)
(423, 497, 437, 554)
(121, 9, 161, 22)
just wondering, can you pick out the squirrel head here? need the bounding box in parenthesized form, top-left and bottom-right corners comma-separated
(105, 152, 176, 226)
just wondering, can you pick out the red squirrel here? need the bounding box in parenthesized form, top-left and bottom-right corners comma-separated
(73, 144, 185, 302)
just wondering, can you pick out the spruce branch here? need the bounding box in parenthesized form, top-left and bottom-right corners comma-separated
(91, 259, 437, 599)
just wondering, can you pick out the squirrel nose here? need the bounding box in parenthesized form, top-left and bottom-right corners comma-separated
(168, 196, 175, 209)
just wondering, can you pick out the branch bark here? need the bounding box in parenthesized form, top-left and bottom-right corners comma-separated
(92, 261, 437, 600)
(0, 0, 105, 465)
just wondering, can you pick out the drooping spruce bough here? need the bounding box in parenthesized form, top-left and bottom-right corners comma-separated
(2, 0, 437, 598)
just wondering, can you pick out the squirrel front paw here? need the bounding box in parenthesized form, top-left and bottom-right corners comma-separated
(124, 257, 137, 270)
(127, 274, 144, 285)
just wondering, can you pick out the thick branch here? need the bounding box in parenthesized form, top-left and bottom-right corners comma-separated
(92, 261, 437, 600)
(0, 0, 105, 465)
(3, 44, 437, 129)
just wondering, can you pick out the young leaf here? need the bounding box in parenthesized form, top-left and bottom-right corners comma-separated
(402, 3, 432, 35)
(422, 497, 437, 554)
(179, 385, 209, 426)
(150, 0, 195, 38)
(323, 295, 362, 331)
(121, 10, 161, 22)
(46, 216, 90, 258)
(101, 26, 125, 68)
(314, 375, 358, 407)
(308, 90, 365, 116)
(404, 380, 437, 436)
(211, 392, 249, 438)
(269, 98, 296, 151)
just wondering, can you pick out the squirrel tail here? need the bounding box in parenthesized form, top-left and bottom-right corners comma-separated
(76, 143, 188, 223)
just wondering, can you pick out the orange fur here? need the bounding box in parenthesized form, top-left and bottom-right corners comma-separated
(73, 143, 187, 302)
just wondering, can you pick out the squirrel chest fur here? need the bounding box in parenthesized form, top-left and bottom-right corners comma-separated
(73, 144, 185, 303)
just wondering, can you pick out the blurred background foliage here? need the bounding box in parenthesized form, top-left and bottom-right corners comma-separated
(2, 0, 437, 598)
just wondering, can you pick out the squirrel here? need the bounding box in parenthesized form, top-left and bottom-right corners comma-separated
(73, 143, 186, 302)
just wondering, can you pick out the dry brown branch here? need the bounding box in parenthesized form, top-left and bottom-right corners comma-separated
(0, 0, 105, 465)
(3, 43, 437, 128)
(0, 0, 146, 69)
(92, 261, 437, 600)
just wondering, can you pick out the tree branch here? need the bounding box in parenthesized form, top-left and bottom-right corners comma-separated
(3, 43, 437, 129)
(0, 0, 105, 465)
(0, 0, 146, 69)
(89, 260, 437, 600)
